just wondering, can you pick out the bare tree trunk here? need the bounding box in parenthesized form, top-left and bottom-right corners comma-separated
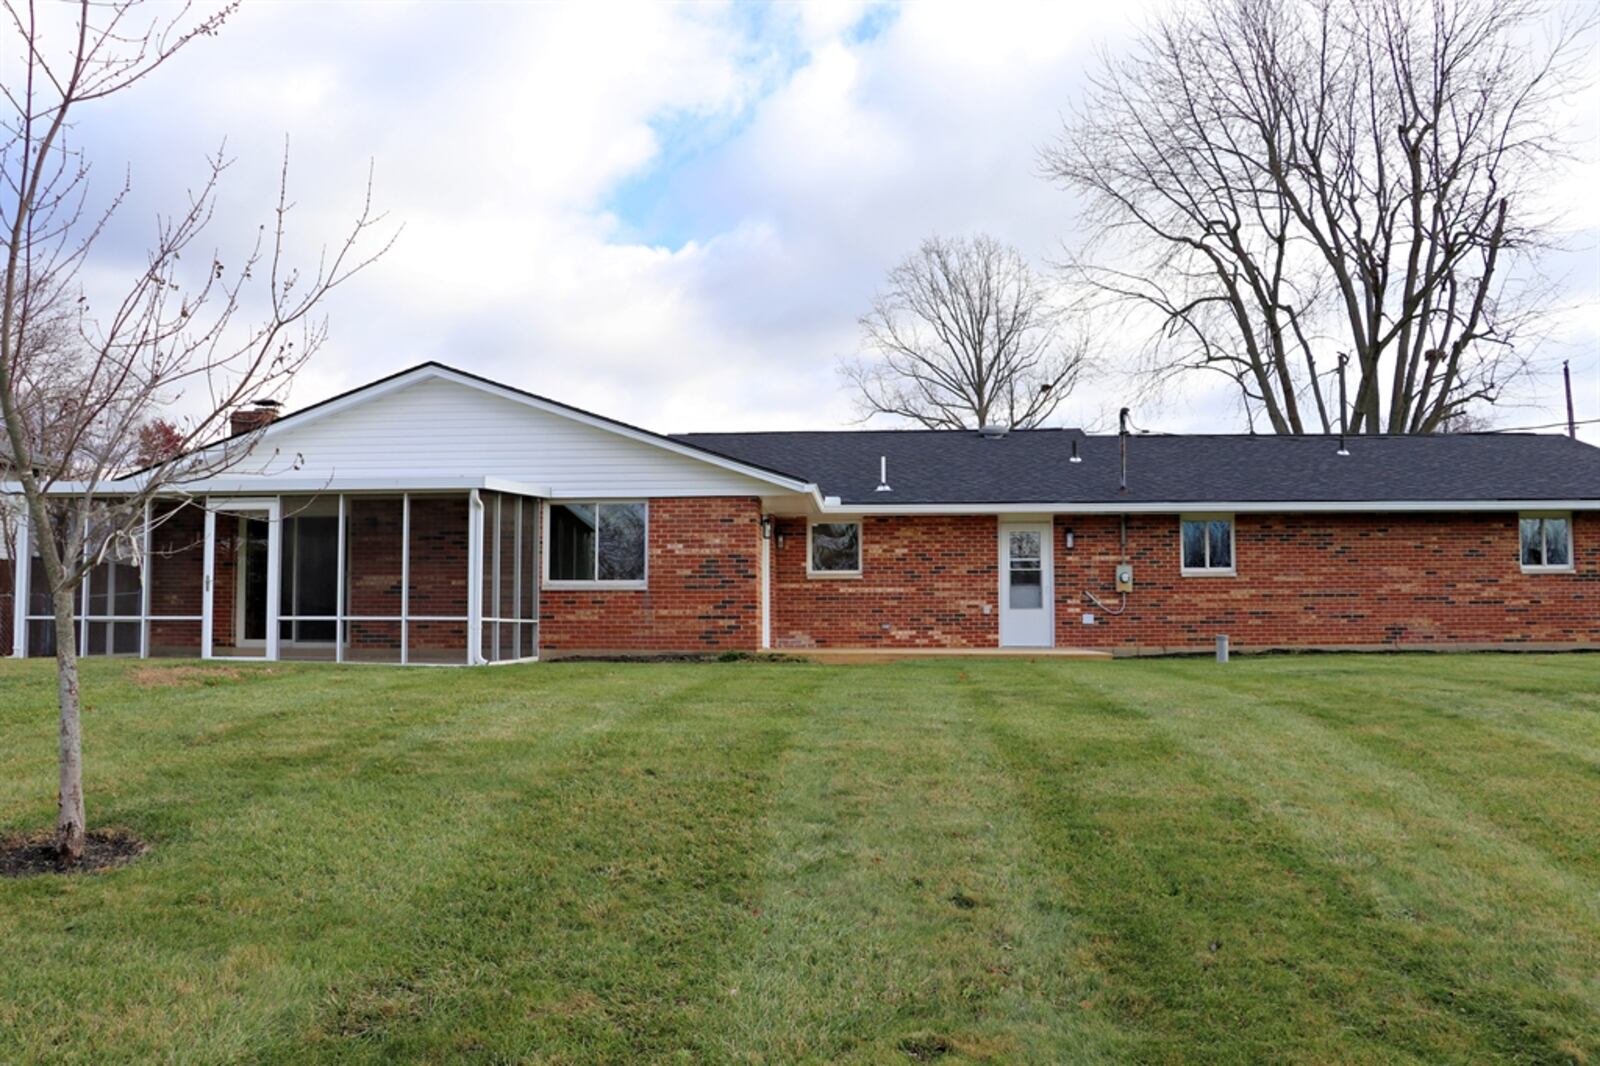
(52, 585, 85, 863)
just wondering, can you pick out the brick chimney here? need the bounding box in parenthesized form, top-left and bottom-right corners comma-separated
(230, 399, 282, 436)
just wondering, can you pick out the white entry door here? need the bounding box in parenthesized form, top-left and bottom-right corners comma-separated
(999, 523, 1053, 647)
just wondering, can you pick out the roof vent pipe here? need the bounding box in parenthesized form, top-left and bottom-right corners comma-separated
(1336, 353, 1350, 456)
(979, 424, 1008, 439)
(1118, 408, 1129, 493)
(875, 455, 892, 492)
(1069, 438, 1082, 463)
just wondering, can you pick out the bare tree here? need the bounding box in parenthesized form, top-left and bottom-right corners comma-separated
(1044, 0, 1593, 434)
(841, 234, 1090, 429)
(1, 0, 395, 862)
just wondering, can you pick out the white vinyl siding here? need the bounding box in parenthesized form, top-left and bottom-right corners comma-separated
(229, 377, 782, 497)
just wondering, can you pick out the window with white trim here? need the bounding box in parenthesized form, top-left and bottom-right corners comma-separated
(1180, 515, 1235, 574)
(1519, 513, 1572, 572)
(808, 521, 861, 576)
(546, 502, 647, 584)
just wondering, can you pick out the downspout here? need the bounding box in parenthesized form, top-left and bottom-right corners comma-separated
(759, 514, 771, 651)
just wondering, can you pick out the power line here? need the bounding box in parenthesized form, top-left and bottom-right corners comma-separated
(1485, 417, 1600, 434)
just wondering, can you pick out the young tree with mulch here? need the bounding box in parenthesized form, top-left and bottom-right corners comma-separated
(0, 0, 394, 865)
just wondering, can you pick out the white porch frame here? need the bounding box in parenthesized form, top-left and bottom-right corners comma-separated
(8, 488, 540, 666)
(203, 497, 282, 661)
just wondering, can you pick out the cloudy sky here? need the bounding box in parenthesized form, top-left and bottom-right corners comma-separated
(52, 0, 1600, 441)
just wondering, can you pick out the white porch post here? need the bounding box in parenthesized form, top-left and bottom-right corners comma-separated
(10, 506, 28, 657)
(79, 515, 91, 658)
(139, 498, 152, 659)
(201, 505, 216, 659)
(265, 497, 282, 661)
(400, 493, 410, 666)
(467, 489, 483, 665)
(334, 494, 346, 664)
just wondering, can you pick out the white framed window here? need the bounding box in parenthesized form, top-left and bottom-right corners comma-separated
(1519, 513, 1573, 573)
(1180, 514, 1235, 576)
(807, 520, 862, 577)
(544, 501, 648, 587)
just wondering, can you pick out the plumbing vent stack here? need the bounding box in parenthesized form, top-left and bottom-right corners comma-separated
(1118, 408, 1129, 493)
(875, 455, 892, 492)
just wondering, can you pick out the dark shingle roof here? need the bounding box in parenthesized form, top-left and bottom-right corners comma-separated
(671, 429, 1600, 506)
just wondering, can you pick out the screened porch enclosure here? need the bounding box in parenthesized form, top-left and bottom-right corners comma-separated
(8, 489, 540, 665)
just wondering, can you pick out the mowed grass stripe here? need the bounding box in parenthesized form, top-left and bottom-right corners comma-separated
(0, 663, 738, 1064)
(1039, 658, 1600, 1062)
(708, 663, 1126, 1064)
(276, 664, 814, 1064)
(973, 662, 1429, 1063)
(1171, 655, 1600, 875)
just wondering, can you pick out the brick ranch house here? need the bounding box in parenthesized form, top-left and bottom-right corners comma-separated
(2, 362, 1597, 662)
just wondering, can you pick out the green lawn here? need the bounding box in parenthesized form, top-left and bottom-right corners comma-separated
(1, 654, 1597, 1064)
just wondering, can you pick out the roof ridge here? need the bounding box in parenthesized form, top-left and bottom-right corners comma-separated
(674, 427, 1083, 437)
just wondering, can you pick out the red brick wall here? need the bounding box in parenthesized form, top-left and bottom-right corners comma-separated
(148, 502, 207, 653)
(538, 496, 762, 652)
(770, 514, 999, 648)
(405, 496, 471, 651)
(119, 498, 1598, 658)
(346, 498, 403, 652)
(1055, 511, 1600, 652)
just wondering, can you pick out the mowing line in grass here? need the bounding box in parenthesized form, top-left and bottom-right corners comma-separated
(1011, 658, 1600, 1063)
(1, 664, 752, 1064)
(272, 666, 817, 1064)
(708, 664, 1129, 1064)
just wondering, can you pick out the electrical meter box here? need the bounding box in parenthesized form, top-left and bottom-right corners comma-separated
(1115, 564, 1134, 592)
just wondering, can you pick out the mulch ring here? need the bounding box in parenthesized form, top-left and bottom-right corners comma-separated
(0, 828, 148, 878)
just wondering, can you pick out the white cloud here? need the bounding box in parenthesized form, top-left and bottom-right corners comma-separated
(46, 0, 1598, 443)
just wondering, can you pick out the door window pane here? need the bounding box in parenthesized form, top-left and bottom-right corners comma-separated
(1007, 530, 1043, 609)
(1009, 566, 1043, 609)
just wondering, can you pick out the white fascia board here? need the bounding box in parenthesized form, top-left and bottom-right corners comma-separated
(10, 478, 1595, 514)
(543, 484, 822, 501)
(816, 499, 1600, 515)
